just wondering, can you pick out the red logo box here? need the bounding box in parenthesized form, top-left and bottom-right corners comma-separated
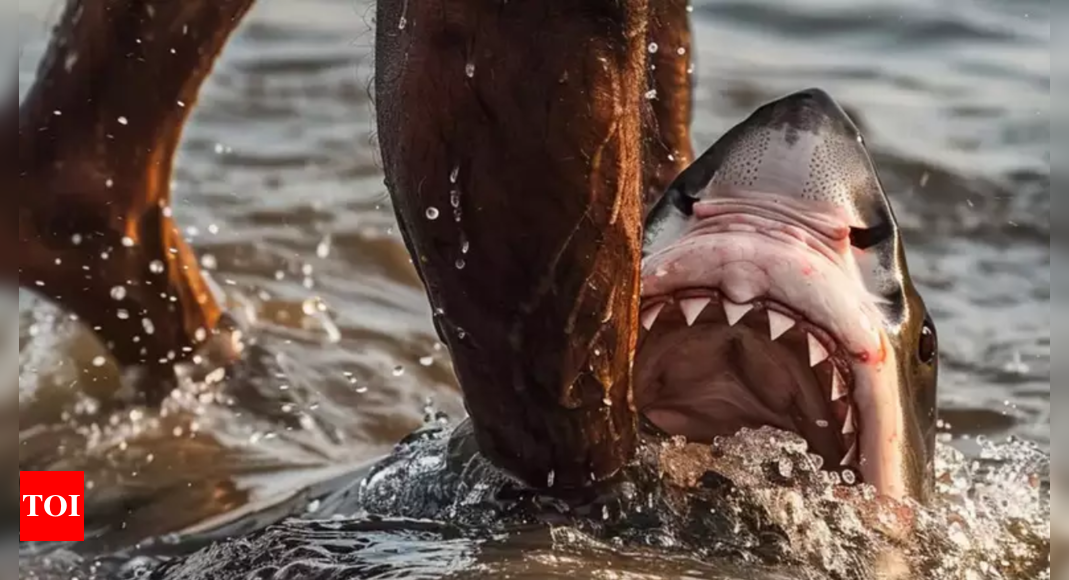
(20, 471, 85, 542)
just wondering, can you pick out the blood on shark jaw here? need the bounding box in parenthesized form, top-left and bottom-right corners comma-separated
(634, 193, 910, 499)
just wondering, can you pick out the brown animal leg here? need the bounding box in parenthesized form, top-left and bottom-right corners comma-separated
(10, 0, 255, 380)
(644, 0, 696, 210)
(376, 0, 651, 490)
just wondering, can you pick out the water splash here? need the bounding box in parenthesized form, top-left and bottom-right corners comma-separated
(338, 427, 1049, 579)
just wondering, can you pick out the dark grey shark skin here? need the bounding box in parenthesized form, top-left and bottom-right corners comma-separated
(638, 89, 939, 500)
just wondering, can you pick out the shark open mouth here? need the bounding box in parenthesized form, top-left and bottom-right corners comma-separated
(634, 193, 888, 488)
(637, 290, 862, 478)
(632, 88, 937, 500)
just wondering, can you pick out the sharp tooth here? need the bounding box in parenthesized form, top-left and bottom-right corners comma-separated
(641, 303, 666, 331)
(830, 368, 848, 401)
(841, 442, 859, 467)
(723, 300, 754, 327)
(808, 334, 830, 367)
(842, 405, 856, 434)
(768, 310, 796, 341)
(679, 298, 711, 327)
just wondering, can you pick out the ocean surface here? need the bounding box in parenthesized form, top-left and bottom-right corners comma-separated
(11, 0, 1050, 578)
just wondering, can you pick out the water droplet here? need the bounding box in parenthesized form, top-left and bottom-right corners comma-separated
(142, 318, 155, 336)
(842, 469, 857, 485)
(149, 261, 165, 274)
(420, 356, 434, 367)
(426, 207, 440, 220)
(200, 254, 218, 270)
(91, 356, 107, 368)
(645, 89, 658, 100)
(71, 234, 83, 246)
(398, 0, 410, 30)
(455, 259, 466, 270)
(465, 63, 476, 78)
(677, 47, 687, 56)
(117, 309, 130, 320)
(117, 116, 129, 126)
(816, 420, 829, 428)
(461, 239, 470, 254)
(316, 236, 332, 259)
(392, 366, 405, 377)
(110, 286, 127, 301)
(810, 454, 825, 471)
(450, 189, 461, 208)
(648, 42, 659, 53)
(302, 297, 328, 316)
(450, 166, 460, 184)
(121, 236, 135, 248)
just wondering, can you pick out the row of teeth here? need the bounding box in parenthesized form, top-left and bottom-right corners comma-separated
(641, 297, 860, 468)
(640, 297, 834, 366)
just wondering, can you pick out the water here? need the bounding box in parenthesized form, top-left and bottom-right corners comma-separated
(11, 0, 1049, 578)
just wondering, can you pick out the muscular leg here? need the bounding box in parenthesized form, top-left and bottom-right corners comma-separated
(10, 0, 255, 384)
(376, 0, 650, 490)
(644, 0, 696, 210)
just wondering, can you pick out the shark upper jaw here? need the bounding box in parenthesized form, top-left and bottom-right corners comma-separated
(634, 192, 910, 499)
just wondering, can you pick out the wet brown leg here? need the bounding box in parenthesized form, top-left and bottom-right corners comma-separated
(376, 0, 649, 490)
(9, 0, 255, 381)
(644, 0, 696, 211)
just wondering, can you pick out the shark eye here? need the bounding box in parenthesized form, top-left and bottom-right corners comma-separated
(918, 317, 938, 365)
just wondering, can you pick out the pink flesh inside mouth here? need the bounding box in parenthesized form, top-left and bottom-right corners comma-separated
(636, 190, 909, 499)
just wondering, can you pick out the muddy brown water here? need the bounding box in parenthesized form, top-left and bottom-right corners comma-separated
(10, 0, 1049, 578)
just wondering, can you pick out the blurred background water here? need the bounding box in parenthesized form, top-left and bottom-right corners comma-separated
(11, 0, 1049, 578)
